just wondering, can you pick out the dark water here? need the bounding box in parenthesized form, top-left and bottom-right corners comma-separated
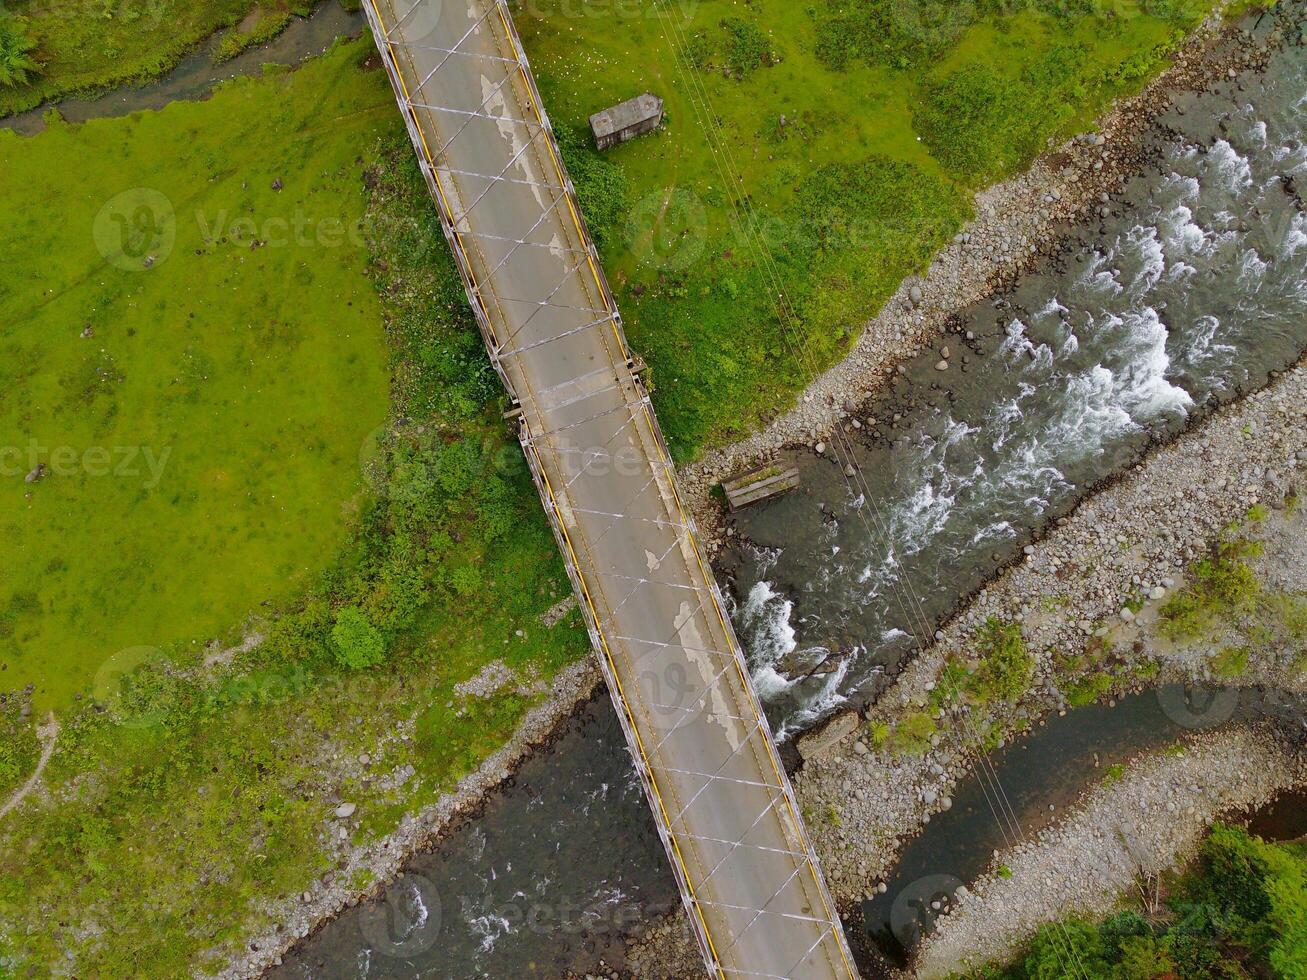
(862, 685, 1305, 963)
(271, 700, 672, 979)
(1246, 786, 1307, 842)
(1, 2, 365, 136)
(723, 8, 1307, 740)
(273, 11, 1307, 979)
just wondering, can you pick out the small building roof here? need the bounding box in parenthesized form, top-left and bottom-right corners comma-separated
(589, 93, 664, 139)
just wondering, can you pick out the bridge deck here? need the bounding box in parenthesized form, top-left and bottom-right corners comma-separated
(362, 2, 856, 975)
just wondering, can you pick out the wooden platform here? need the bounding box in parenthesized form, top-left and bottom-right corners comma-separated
(722, 462, 800, 510)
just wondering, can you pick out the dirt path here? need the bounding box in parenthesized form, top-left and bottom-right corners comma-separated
(1, 712, 60, 821)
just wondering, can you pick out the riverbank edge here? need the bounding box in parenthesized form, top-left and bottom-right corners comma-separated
(227, 6, 1278, 977)
(915, 725, 1307, 977)
(0, 1, 339, 124)
(677, 0, 1270, 549)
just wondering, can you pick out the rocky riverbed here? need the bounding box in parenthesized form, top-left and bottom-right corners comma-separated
(622, 358, 1307, 979)
(679, 0, 1276, 547)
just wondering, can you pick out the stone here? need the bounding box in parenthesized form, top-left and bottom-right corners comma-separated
(1119, 607, 1135, 622)
(935, 360, 949, 371)
(909, 285, 924, 304)
(796, 710, 860, 761)
(334, 802, 357, 819)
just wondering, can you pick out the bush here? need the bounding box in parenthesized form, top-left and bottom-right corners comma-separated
(889, 710, 937, 755)
(968, 617, 1033, 704)
(1209, 645, 1250, 678)
(1160, 542, 1262, 640)
(915, 62, 1021, 180)
(813, 0, 976, 72)
(0, 16, 40, 88)
(721, 18, 775, 76)
(330, 606, 386, 670)
(989, 826, 1307, 978)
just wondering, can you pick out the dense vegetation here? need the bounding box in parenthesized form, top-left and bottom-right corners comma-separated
(974, 824, 1307, 979)
(0, 14, 39, 89)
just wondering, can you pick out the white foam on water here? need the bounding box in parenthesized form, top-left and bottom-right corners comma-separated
(736, 580, 798, 702)
(1208, 139, 1255, 193)
(467, 909, 513, 953)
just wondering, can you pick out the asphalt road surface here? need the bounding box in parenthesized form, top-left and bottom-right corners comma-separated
(363, 1, 857, 975)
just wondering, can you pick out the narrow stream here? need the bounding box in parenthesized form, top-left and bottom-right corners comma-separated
(273, 10, 1307, 978)
(862, 686, 1304, 963)
(0, 2, 365, 136)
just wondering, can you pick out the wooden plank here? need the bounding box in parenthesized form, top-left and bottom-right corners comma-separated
(723, 464, 800, 510)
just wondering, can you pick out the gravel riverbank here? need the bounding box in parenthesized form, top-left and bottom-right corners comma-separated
(678, 0, 1271, 547)
(916, 725, 1307, 977)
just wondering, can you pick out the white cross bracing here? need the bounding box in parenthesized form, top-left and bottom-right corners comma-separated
(362, 0, 857, 975)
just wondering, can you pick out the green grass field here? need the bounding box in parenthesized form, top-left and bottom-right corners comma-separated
(0, 47, 395, 710)
(0, 42, 591, 975)
(520, 0, 1212, 457)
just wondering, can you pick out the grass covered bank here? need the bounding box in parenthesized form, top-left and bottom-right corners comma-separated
(0, 40, 589, 976)
(519, 0, 1229, 458)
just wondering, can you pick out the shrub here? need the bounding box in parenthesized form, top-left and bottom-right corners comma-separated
(0, 17, 40, 89)
(1160, 542, 1262, 640)
(889, 710, 937, 755)
(330, 606, 386, 670)
(1209, 645, 1250, 678)
(915, 62, 1019, 179)
(721, 18, 775, 76)
(968, 617, 1033, 704)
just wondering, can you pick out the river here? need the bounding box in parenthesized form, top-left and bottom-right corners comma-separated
(275, 6, 1307, 977)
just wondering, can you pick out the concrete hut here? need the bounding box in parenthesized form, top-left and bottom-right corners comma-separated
(589, 93, 664, 151)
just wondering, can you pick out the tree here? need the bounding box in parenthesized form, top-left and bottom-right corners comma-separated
(0, 17, 40, 89)
(330, 606, 386, 670)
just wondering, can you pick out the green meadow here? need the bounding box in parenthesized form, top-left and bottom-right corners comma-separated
(0, 49, 393, 709)
(520, 0, 1214, 456)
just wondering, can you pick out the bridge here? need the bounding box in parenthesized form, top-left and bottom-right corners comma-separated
(361, 1, 857, 975)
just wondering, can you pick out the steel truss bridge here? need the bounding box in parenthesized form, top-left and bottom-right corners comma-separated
(362, 1, 857, 975)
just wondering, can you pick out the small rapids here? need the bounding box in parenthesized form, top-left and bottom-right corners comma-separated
(726, 32, 1307, 736)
